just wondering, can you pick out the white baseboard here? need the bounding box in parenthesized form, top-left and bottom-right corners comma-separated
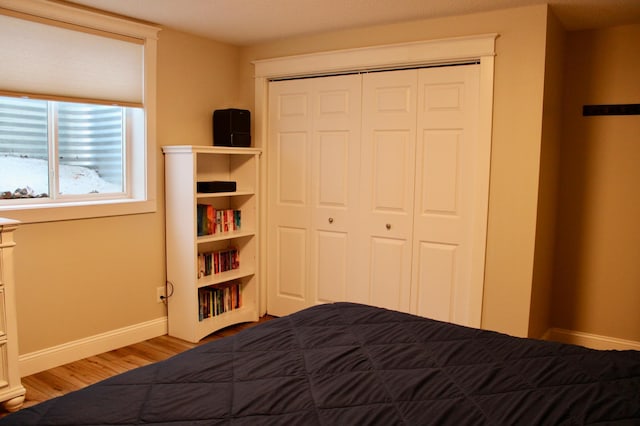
(545, 327, 640, 351)
(18, 316, 168, 377)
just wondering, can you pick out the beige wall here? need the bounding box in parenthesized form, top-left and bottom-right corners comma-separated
(156, 29, 245, 145)
(14, 215, 165, 353)
(241, 5, 551, 337)
(552, 24, 640, 342)
(13, 28, 241, 355)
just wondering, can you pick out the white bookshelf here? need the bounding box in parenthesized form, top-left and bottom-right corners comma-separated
(162, 146, 260, 342)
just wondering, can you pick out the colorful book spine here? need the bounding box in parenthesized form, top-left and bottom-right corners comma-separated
(197, 247, 240, 279)
(197, 281, 242, 321)
(197, 206, 241, 237)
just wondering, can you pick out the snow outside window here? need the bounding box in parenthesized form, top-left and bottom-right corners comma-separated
(0, 96, 130, 200)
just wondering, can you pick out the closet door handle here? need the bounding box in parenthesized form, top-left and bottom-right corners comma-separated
(386, 223, 391, 230)
(328, 217, 334, 224)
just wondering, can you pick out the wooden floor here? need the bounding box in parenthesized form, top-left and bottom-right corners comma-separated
(0, 316, 274, 418)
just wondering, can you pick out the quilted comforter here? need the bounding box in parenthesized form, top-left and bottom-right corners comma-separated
(2, 302, 640, 425)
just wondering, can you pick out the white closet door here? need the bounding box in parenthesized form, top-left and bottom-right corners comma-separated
(357, 70, 418, 313)
(266, 64, 487, 322)
(412, 64, 481, 326)
(267, 78, 312, 316)
(310, 76, 362, 307)
(267, 75, 361, 316)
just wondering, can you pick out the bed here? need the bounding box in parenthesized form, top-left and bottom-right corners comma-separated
(2, 302, 639, 425)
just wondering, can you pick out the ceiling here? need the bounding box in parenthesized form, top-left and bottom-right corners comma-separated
(68, 0, 640, 46)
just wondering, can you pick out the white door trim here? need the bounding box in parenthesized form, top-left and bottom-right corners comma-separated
(254, 34, 497, 327)
(253, 34, 498, 79)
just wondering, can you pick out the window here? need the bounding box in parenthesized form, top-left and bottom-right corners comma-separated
(0, 2, 160, 223)
(0, 96, 136, 199)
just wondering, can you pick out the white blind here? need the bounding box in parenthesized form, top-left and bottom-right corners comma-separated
(0, 12, 144, 107)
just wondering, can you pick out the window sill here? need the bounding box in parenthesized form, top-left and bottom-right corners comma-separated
(0, 198, 157, 224)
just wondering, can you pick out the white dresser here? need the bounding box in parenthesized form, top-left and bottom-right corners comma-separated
(0, 218, 25, 412)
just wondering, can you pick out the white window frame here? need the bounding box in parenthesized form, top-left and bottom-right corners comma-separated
(0, 0, 160, 224)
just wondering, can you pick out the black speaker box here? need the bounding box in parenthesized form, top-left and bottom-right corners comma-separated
(213, 108, 251, 147)
(197, 181, 236, 193)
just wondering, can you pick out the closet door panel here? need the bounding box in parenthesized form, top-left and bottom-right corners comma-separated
(422, 130, 461, 214)
(317, 132, 348, 206)
(277, 132, 308, 205)
(275, 227, 308, 300)
(358, 70, 418, 313)
(415, 242, 457, 320)
(412, 64, 480, 325)
(268, 74, 361, 315)
(315, 230, 348, 303)
(272, 133, 310, 305)
(312, 132, 350, 304)
(267, 79, 313, 316)
(371, 131, 411, 211)
(311, 75, 362, 306)
(368, 236, 411, 311)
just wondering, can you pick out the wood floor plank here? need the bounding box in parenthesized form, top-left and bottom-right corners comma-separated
(0, 317, 274, 417)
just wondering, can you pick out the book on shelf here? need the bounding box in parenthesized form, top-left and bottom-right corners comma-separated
(198, 281, 242, 321)
(197, 205, 241, 236)
(197, 247, 240, 278)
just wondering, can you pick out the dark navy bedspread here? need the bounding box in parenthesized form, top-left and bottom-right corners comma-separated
(2, 302, 639, 425)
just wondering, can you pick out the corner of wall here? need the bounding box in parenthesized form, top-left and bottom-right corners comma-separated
(527, 5, 567, 339)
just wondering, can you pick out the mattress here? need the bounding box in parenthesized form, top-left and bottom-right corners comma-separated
(2, 302, 639, 425)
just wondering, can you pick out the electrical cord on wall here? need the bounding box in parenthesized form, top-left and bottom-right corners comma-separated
(161, 281, 175, 304)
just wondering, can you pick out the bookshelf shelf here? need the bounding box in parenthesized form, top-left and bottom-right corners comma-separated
(197, 229, 255, 244)
(163, 145, 261, 343)
(197, 266, 257, 288)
